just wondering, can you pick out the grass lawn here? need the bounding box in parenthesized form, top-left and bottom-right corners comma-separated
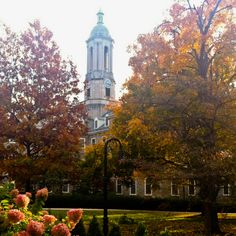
(47, 209, 236, 235)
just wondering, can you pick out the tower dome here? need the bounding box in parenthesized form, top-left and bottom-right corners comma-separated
(89, 10, 112, 40)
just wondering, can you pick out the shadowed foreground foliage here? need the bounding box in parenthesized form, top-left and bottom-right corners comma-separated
(50, 209, 236, 236)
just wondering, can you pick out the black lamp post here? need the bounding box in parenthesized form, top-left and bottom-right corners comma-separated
(103, 137, 123, 236)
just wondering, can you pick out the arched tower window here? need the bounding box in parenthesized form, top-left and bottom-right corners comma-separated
(97, 43, 99, 70)
(90, 47, 93, 71)
(104, 46, 109, 71)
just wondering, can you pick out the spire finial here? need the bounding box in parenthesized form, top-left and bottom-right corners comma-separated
(97, 9, 104, 24)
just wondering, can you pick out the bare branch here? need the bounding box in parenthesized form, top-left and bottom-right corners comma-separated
(204, 0, 222, 34)
(216, 5, 233, 14)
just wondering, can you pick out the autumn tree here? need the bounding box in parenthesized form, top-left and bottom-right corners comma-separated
(80, 139, 132, 194)
(111, 0, 236, 234)
(79, 142, 105, 194)
(0, 21, 86, 191)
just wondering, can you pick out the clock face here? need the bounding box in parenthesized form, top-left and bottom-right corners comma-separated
(104, 79, 112, 88)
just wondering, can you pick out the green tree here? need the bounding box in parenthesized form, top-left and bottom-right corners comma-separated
(134, 223, 148, 236)
(87, 215, 103, 236)
(0, 21, 86, 191)
(80, 140, 133, 194)
(111, 0, 236, 234)
(79, 142, 105, 194)
(108, 223, 121, 236)
(71, 218, 87, 236)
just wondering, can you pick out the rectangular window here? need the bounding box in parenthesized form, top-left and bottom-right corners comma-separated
(223, 184, 230, 196)
(62, 184, 70, 193)
(116, 179, 123, 195)
(144, 178, 152, 196)
(171, 180, 179, 196)
(91, 138, 96, 145)
(87, 88, 90, 98)
(105, 88, 110, 97)
(188, 179, 196, 196)
(79, 138, 86, 150)
(94, 120, 98, 129)
(129, 179, 137, 195)
(105, 116, 109, 127)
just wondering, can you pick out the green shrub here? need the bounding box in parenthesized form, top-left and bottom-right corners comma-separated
(108, 223, 121, 236)
(45, 193, 236, 212)
(0, 182, 14, 200)
(118, 214, 135, 224)
(72, 218, 87, 236)
(134, 222, 148, 236)
(160, 228, 171, 236)
(87, 215, 103, 236)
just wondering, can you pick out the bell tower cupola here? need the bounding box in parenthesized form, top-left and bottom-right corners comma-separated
(85, 10, 114, 87)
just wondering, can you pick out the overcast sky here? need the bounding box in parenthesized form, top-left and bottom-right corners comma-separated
(0, 0, 175, 98)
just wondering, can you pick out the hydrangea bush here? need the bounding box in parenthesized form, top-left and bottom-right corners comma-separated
(0, 184, 83, 236)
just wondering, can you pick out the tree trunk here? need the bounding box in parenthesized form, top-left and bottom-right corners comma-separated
(25, 178, 31, 192)
(203, 201, 222, 235)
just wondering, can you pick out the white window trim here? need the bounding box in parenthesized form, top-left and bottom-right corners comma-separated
(80, 138, 86, 150)
(144, 178, 152, 196)
(45, 186, 53, 194)
(115, 179, 123, 195)
(188, 179, 196, 196)
(129, 179, 137, 196)
(223, 184, 230, 196)
(171, 180, 179, 196)
(94, 118, 98, 129)
(91, 138, 96, 145)
(62, 184, 70, 193)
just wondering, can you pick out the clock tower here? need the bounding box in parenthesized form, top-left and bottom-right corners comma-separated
(84, 10, 116, 138)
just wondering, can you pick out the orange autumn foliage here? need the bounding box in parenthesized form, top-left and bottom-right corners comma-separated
(111, 0, 236, 234)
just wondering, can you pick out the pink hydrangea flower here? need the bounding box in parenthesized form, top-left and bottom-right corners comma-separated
(67, 209, 83, 223)
(8, 204, 14, 209)
(25, 192, 32, 198)
(51, 223, 71, 236)
(10, 189, 19, 198)
(43, 214, 57, 225)
(15, 194, 30, 208)
(7, 209, 25, 223)
(26, 220, 45, 236)
(36, 188, 48, 201)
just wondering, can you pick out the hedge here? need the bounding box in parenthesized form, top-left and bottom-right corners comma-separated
(45, 193, 236, 212)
